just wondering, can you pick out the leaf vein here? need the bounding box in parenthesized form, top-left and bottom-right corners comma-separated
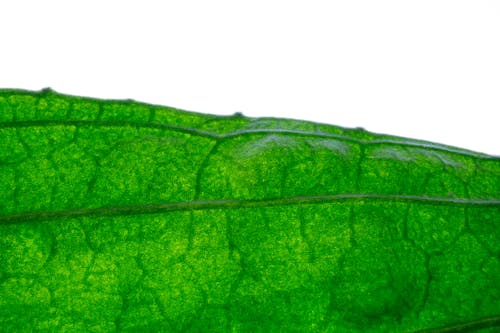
(1, 194, 498, 225)
(1, 120, 496, 159)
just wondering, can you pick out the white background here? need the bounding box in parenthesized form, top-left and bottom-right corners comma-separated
(1, 1, 499, 155)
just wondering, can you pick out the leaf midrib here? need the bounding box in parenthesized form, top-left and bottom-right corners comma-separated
(409, 315, 500, 333)
(1, 194, 499, 225)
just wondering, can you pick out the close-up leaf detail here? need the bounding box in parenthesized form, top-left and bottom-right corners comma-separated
(0, 88, 499, 332)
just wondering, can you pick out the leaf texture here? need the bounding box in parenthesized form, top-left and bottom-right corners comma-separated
(0, 88, 499, 332)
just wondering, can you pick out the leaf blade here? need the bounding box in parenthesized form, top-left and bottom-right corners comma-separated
(0, 89, 499, 332)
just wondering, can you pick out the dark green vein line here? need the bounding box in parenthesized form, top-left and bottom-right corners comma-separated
(0, 120, 495, 159)
(194, 140, 222, 200)
(1, 194, 499, 225)
(0, 120, 218, 139)
(409, 315, 500, 333)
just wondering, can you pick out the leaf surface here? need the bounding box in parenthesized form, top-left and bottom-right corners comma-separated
(0, 89, 499, 332)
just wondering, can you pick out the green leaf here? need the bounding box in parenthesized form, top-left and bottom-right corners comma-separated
(0, 88, 499, 333)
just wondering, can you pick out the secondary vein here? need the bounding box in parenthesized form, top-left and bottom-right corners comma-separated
(0, 120, 495, 159)
(0, 120, 218, 139)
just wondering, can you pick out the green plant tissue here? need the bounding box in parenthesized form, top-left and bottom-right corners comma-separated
(0, 89, 499, 332)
